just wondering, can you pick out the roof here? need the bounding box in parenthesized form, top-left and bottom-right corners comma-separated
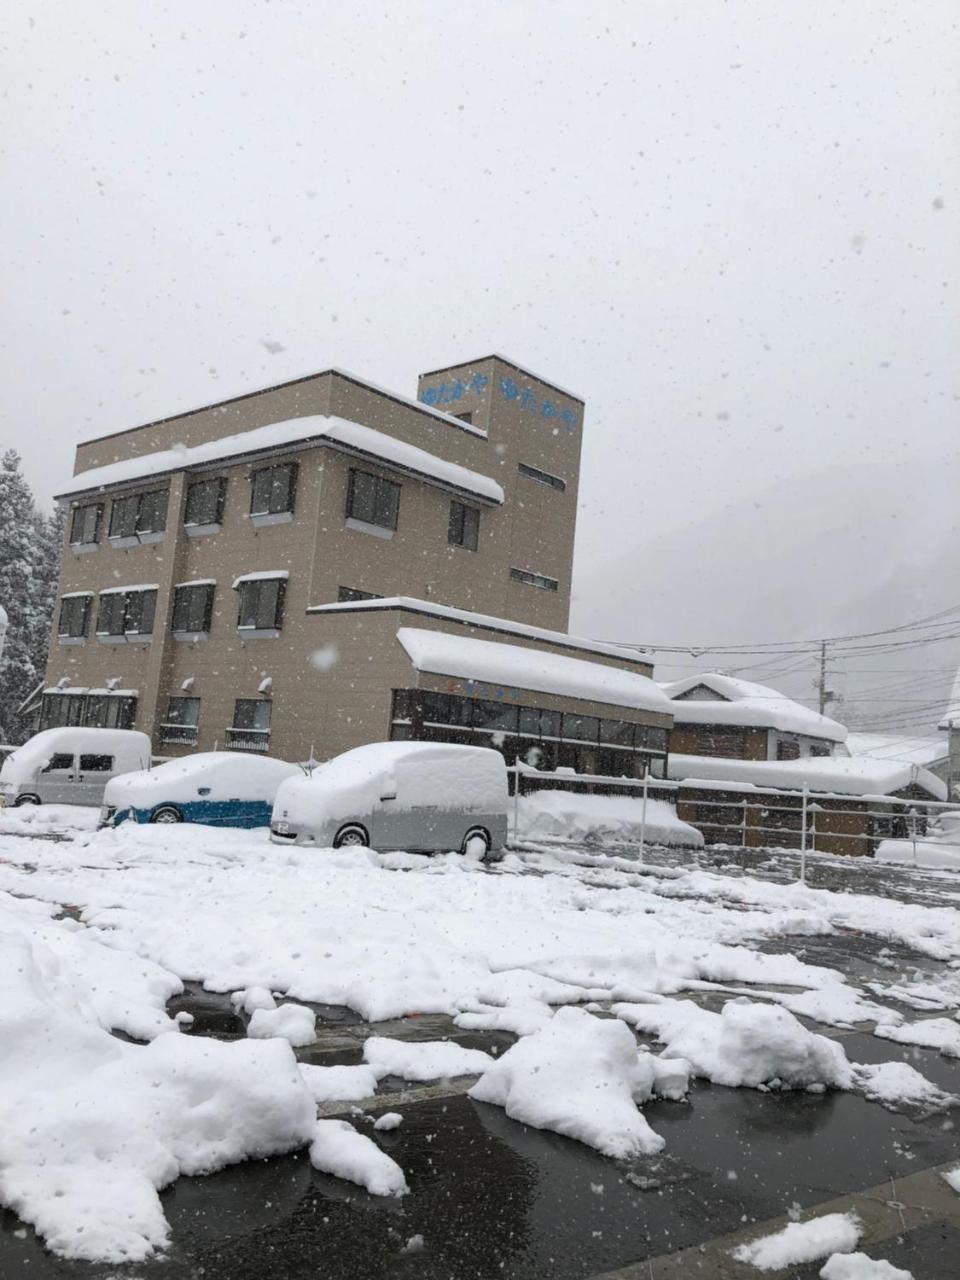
(660, 673, 847, 743)
(307, 595, 651, 666)
(845, 733, 949, 770)
(57, 415, 504, 506)
(667, 753, 948, 802)
(396, 627, 673, 715)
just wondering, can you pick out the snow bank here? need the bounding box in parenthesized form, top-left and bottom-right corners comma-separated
(852, 1060, 954, 1111)
(820, 1252, 913, 1279)
(875, 838, 960, 871)
(469, 1007, 679, 1158)
(732, 1212, 861, 1270)
(942, 1166, 960, 1194)
(0, 914, 316, 1262)
(614, 998, 853, 1090)
(309, 1120, 408, 1196)
(516, 790, 703, 849)
(363, 1036, 493, 1081)
(232, 984, 276, 1014)
(299, 1063, 379, 1104)
(874, 1016, 960, 1058)
(0, 804, 100, 836)
(247, 1002, 317, 1046)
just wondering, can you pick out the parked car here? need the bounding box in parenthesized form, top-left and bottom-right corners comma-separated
(0, 727, 152, 808)
(101, 752, 302, 827)
(270, 741, 508, 859)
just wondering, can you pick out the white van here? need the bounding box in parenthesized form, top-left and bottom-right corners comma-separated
(0, 727, 152, 808)
(270, 741, 508, 860)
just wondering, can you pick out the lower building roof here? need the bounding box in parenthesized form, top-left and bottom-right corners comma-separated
(396, 627, 672, 716)
(668, 752, 947, 801)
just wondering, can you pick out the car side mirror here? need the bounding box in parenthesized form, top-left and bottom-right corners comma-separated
(198, 786, 211, 796)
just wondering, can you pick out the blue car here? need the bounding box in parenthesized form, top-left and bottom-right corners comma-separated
(100, 752, 301, 828)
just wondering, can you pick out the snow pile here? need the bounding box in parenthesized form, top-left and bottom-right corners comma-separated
(247, 1002, 317, 1046)
(363, 1035, 493, 1081)
(852, 1060, 954, 1112)
(0, 916, 316, 1262)
(309, 1119, 407, 1197)
(469, 1006, 683, 1158)
(373, 1111, 403, 1131)
(820, 1253, 913, 1279)
(232, 984, 276, 1014)
(874, 1016, 960, 1058)
(942, 1166, 960, 1193)
(515, 790, 703, 849)
(732, 1212, 862, 1270)
(0, 804, 100, 836)
(614, 998, 853, 1090)
(875, 835, 960, 871)
(299, 1063, 379, 1104)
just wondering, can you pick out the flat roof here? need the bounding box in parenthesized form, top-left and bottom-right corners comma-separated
(307, 596, 652, 667)
(417, 353, 584, 405)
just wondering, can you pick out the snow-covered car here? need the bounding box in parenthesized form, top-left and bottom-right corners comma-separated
(270, 741, 508, 860)
(0, 727, 152, 808)
(101, 752, 302, 827)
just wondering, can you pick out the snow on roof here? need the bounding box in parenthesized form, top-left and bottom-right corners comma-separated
(58, 415, 504, 505)
(60, 591, 94, 600)
(0, 728, 152, 784)
(396, 627, 673, 715)
(98, 583, 159, 596)
(659, 673, 847, 743)
(232, 570, 289, 588)
(667, 753, 948, 801)
(845, 733, 948, 770)
(308, 595, 649, 665)
(174, 579, 217, 589)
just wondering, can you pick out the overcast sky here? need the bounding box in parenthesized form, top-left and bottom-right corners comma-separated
(3, 2, 958, 717)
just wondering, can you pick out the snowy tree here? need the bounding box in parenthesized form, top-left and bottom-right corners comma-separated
(0, 451, 61, 743)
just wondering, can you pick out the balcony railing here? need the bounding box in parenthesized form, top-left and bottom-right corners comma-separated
(225, 727, 270, 752)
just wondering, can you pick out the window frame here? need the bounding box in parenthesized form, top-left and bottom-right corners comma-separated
(250, 463, 297, 518)
(346, 468, 401, 532)
(96, 589, 157, 638)
(517, 462, 566, 491)
(509, 566, 560, 592)
(69, 503, 103, 546)
(448, 500, 480, 552)
(108, 489, 168, 540)
(184, 477, 227, 528)
(337, 586, 382, 603)
(172, 583, 215, 635)
(160, 696, 201, 745)
(58, 595, 91, 639)
(236, 578, 285, 632)
(227, 698, 273, 751)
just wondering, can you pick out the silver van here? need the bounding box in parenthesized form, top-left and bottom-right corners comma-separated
(0, 727, 152, 808)
(270, 741, 508, 860)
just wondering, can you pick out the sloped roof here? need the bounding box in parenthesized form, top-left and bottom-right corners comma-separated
(660, 672, 847, 743)
(668, 752, 947, 801)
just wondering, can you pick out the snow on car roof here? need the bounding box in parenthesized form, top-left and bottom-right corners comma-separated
(668, 752, 947, 801)
(659, 673, 847, 742)
(57, 415, 504, 506)
(105, 752, 300, 803)
(1, 728, 151, 784)
(396, 627, 673, 714)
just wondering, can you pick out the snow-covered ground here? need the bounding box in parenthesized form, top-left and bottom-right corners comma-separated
(875, 815, 960, 871)
(1, 812, 959, 1262)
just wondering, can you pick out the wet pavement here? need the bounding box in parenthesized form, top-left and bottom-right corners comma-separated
(2, 846, 960, 1277)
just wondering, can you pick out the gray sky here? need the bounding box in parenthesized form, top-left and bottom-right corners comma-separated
(3, 1, 958, 724)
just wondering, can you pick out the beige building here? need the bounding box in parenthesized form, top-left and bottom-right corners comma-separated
(45, 356, 673, 775)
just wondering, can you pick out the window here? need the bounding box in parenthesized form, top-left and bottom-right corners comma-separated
(236, 578, 285, 631)
(640, 726, 669, 753)
(517, 462, 566, 492)
(453, 411, 473, 424)
(40, 693, 136, 730)
(777, 739, 801, 761)
(184, 477, 226, 527)
(227, 699, 272, 751)
(96, 589, 157, 637)
(42, 753, 75, 773)
(563, 713, 599, 744)
(70, 503, 102, 546)
(473, 700, 518, 733)
(250, 463, 296, 517)
(346, 468, 400, 531)
(172, 583, 215, 634)
(337, 586, 382, 603)
(160, 697, 201, 745)
(510, 567, 559, 592)
(58, 595, 91, 639)
(448, 500, 480, 551)
(599, 719, 636, 747)
(108, 490, 168, 539)
(79, 754, 113, 773)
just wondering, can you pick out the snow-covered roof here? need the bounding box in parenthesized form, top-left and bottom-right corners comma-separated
(174, 579, 216, 589)
(98, 583, 159, 596)
(845, 733, 948, 770)
(667, 753, 947, 801)
(396, 627, 673, 715)
(308, 595, 649, 665)
(659, 673, 847, 743)
(57, 415, 504, 506)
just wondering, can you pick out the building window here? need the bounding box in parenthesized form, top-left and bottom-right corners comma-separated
(70, 503, 103, 546)
(517, 462, 566, 492)
(227, 699, 272, 751)
(172, 583, 215, 634)
(448, 501, 479, 551)
(58, 595, 91, 639)
(184, 477, 226, 528)
(96, 589, 157, 637)
(108, 490, 168, 539)
(453, 411, 473, 424)
(41, 693, 136, 731)
(346, 469, 400, 532)
(250, 463, 297, 518)
(160, 696, 201, 745)
(337, 586, 382, 603)
(510, 567, 559, 592)
(777, 739, 801, 761)
(236, 578, 285, 631)
(563, 713, 599, 744)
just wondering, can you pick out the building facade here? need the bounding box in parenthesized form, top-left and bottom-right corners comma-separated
(45, 357, 673, 773)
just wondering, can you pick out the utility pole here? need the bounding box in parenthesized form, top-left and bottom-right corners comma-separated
(818, 640, 827, 714)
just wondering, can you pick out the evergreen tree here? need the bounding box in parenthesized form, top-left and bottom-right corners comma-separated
(0, 451, 61, 743)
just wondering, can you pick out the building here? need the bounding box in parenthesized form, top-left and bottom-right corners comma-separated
(44, 357, 673, 774)
(660, 673, 846, 760)
(845, 732, 951, 788)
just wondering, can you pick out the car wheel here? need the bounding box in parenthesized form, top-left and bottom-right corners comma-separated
(14, 793, 40, 807)
(461, 826, 492, 860)
(150, 805, 182, 824)
(333, 823, 369, 848)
